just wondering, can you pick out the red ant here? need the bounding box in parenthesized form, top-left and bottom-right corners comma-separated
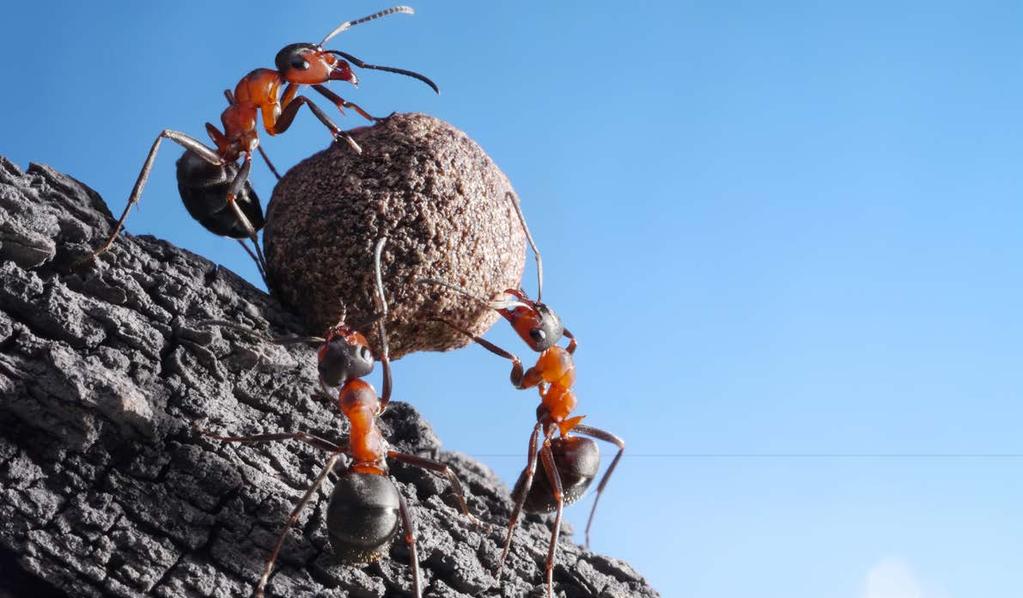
(84, 6, 438, 286)
(202, 238, 478, 598)
(420, 194, 626, 598)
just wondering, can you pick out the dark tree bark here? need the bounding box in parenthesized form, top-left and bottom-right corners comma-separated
(0, 157, 658, 597)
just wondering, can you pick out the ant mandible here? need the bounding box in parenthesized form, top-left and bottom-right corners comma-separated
(85, 6, 438, 286)
(420, 193, 626, 598)
(202, 238, 478, 598)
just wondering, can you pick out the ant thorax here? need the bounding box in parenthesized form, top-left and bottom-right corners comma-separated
(534, 347, 582, 436)
(534, 345, 575, 389)
(339, 379, 388, 474)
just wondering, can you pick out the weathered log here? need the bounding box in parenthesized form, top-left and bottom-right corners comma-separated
(0, 157, 658, 597)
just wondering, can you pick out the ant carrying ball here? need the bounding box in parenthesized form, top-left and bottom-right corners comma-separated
(420, 193, 626, 598)
(201, 239, 478, 598)
(84, 6, 439, 287)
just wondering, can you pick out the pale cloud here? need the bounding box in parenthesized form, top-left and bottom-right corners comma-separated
(862, 558, 924, 598)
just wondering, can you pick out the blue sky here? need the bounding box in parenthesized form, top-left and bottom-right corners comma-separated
(3, 1, 1023, 596)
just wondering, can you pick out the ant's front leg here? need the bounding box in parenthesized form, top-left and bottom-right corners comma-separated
(83, 130, 223, 263)
(563, 328, 578, 354)
(270, 84, 362, 154)
(312, 84, 386, 122)
(432, 319, 541, 389)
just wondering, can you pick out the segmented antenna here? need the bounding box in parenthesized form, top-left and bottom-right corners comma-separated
(373, 237, 390, 364)
(319, 5, 415, 47)
(506, 192, 543, 302)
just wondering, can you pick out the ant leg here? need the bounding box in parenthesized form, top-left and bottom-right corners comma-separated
(271, 94, 362, 154)
(572, 425, 625, 549)
(312, 84, 384, 122)
(85, 130, 223, 262)
(255, 451, 343, 598)
(222, 153, 269, 285)
(396, 492, 422, 598)
(387, 451, 481, 526)
(431, 318, 540, 389)
(200, 430, 341, 454)
(538, 439, 565, 598)
(257, 144, 282, 181)
(498, 422, 542, 575)
(563, 328, 578, 355)
(236, 239, 269, 285)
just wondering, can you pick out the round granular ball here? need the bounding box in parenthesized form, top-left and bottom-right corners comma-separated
(264, 113, 525, 359)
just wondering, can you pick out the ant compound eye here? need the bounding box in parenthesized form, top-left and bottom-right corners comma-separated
(360, 346, 372, 360)
(529, 329, 546, 344)
(291, 57, 310, 70)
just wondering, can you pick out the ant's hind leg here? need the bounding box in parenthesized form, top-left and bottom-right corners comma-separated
(387, 451, 482, 526)
(396, 492, 423, 598)
(498, 423, 542, 575)
(257, 145, 282, 181)
(222, 153, 269, 286)
(538, 440, 566, 598)
(85, 130, 222, 262)
(572, 424, 625, 549)
(236, 238, 269, 286)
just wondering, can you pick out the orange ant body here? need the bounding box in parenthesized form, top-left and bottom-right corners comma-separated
(421, 194, 625, 598)
(86, 6, 438, 286)
(203, 239, 477, 598)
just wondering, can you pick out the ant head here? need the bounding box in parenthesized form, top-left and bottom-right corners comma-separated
(496, 290, 565, 352)
(276, 43, 357, 86)
(317, 324, 374, 388)
(285, 6, 438, 94)
(318, 237, 389, 389)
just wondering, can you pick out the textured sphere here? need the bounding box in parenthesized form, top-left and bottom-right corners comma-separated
(264, 113, 525, 358)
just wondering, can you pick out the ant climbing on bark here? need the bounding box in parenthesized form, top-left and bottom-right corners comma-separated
(201, 238, 478, 598)
(420, 193, 626, 598)
(83, 6, 438, 287)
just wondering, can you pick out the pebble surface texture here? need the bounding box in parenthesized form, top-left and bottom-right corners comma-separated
(0, 157, 659, 597)
(264, 113, 526, 360)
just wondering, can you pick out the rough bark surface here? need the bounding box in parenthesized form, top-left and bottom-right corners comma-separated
(0, 157, 658, 597)
(265, 113, 526, 359)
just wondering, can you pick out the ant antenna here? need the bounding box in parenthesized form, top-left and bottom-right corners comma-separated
(331, 301, 348, 329)
(327, 50, 439, 93)
(417, 278, 531, 311)
(507, 192, 543, 302)
(319, 5, 415, 46)
(373, 237, 390, 362)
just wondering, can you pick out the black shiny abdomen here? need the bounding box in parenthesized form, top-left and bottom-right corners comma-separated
(512, 435, 600, 513)
(175, 150, 265, 239)
(326, 472, 401, 563)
